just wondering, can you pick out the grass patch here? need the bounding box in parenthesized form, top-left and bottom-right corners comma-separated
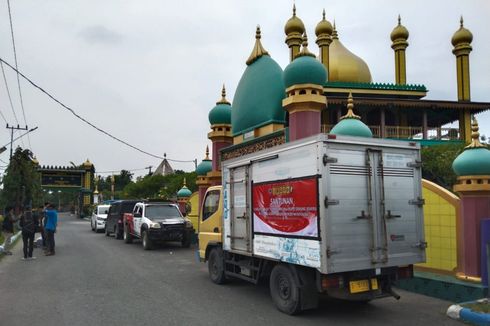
(461, 300, 490, 314)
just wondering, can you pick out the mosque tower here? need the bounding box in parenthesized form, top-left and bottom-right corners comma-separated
(176, 177, 192, 215)
(452, 17, 473, 143)
(283, 33, 327, 141)
(195, 146, 212, 213)
(284, 4, 305, 62)
(452, 116, 490, 281)
(315, 9, 333, 72)
(390, 15, 409, 85)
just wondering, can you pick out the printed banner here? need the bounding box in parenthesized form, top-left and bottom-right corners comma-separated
(253, 177, 318, 237)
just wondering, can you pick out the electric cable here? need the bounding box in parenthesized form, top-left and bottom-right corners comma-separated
(6, 0, 31, 150)
(0, 57, 196, 164)
(0, 107, 8, 124)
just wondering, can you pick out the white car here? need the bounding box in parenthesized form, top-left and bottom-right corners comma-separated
(91, 204, 110, 233)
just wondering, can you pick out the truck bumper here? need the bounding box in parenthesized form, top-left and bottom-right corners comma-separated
(148, 228, 193, 242)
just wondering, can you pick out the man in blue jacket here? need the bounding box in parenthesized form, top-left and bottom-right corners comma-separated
(44, 203, 58, 256)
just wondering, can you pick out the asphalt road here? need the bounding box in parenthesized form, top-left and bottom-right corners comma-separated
(0, 213, 459, 326)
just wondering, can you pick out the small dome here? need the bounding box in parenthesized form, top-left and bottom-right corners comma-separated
(451, 17, 473, 46)
(83, 159, 93, 167)
(284, 4, 305, 35)
(390, 15, 409, 41)
(329, 25, 372, 83)
(315, 9, 333, 36)
(232, 27, 285, 136)
(452, 117, 490, 176)
(284, 35, 327, 88)
(177, 186, 192, 198)
(196, 146, 212, 176)
(330, 93, 372, 138)
(209, 85, 232, 125)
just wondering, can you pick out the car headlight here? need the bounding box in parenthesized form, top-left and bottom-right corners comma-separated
(184, 218, 193, 228)
(150, 222, 161, 229)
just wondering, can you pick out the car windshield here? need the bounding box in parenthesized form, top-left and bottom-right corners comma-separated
(145, 205, 181, 219)
(97, 205, 110, 215)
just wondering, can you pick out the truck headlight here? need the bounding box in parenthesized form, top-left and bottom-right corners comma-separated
(150, 222, 161, 229)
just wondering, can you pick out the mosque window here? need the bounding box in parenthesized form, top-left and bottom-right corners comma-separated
(299, 90, 306, 95)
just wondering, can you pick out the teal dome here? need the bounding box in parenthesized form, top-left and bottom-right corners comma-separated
(284, 55, 327, 88)
(330, 118, 373, 138)
(209, 103, 231, 125)
(196, 159, 212, 176)
(177, 186, 192, 198)
(232, 55, 286, 136)
(452, 148, 490, 176)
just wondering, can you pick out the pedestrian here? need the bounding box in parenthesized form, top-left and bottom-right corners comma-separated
(44, 203, 58, 256)
(1, 206, 19, 256)
(37, 204, 48, 249)
(19, 206, 39, 260)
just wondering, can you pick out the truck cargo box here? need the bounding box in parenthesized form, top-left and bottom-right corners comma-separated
(222, 134, 426, 275)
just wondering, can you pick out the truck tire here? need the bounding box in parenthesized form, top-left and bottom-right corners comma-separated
(142, 230, 153, 250)
(270, 264, 302, 315)
(208, 247, 226, 284)
(181, 232, 191, 248)
(114, 224, 123, 240)
(123, 225, 133, 244)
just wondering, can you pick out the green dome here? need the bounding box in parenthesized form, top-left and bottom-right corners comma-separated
(196, 159, 212, 176)
(330, 118, 373, 138)
(452, 148, 490, 176)
(177, 186, 192, 198)
(209, 103, 231, 125)
(232, 56, 286, 136)
(284, 55, 327, 88)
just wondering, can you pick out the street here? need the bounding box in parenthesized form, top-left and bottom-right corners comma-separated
(0, 213, 459, 326)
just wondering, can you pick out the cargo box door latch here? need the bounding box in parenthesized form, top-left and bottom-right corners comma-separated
(409, 197, 425, 207)
(406, 160, 422, 168)
(411, 241, 428, 249)
(324, 197, 339, 208)
(323, 154, 338, 166)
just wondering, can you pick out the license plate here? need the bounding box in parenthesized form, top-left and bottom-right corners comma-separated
(349, 279, 378, 293)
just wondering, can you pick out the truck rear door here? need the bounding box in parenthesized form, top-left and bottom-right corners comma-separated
(227, 164, 251, 253)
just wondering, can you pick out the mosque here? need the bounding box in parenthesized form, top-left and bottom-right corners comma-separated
(175, 5, 490, 300)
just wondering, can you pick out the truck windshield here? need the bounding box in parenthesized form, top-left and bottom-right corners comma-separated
(146, 205, 181, 219)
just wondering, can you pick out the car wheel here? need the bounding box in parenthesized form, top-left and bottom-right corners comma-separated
(208, 247, 226, 284)
(105, 225, 111, 237)
(91, 220, 95, 231)
(142, 230, 153, 250)
(181, 232, 191, 248)
(270, 264, 302, 315)
(124, 225, 133, 244)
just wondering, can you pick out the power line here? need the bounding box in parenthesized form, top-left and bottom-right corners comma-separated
(0, 108, 8, 124)
(0, 62, 24, 148)
(6, 0, 31, 150)
(0, 57, 197, 164)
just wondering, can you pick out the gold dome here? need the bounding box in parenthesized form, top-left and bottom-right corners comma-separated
(83, 158, 93, 167)
(329, 24, 372, 83)
(315, 9, 333, 36)
(390, 15, 409, 41)
(284, 4, 305, 35)
(452, 16, 473, 46)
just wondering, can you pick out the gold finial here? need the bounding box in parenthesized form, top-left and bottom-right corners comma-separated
(216, 84, 230, 105)
(205, 145, 210, 160)
(332, 20, 338, 39)
(322, 8, 326, 20)
(340, 92, 361, 120)
(398, 14, 401, 25)
(246, 25, 270, 65)
(293, 3, 296, 16)
(183, 177, 187, 187)
(465, 116, 485, 149)
(460, 16, 464, 28)
(297, 32, 316, 58)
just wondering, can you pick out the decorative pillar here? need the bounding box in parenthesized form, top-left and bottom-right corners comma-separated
(422, 111, 428, 139)
(452, 117, 490, 281)
(380, 108, 386, 138)
(195, 147, 212, 216)
(390, 15, 409, 85)
(452, 17, 473, 143)
(315, 9, 333, 73)
(82, 159, 94, 205)
(284, 4, 305, 62)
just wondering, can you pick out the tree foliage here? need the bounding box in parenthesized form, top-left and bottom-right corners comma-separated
(421, 143, 466, 190)
(121, 171, 197, 200)
(0, 147, 42, 210)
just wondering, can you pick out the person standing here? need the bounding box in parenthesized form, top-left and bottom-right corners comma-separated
(20, 207, 38, 260)
(2, 206, 18, 256)
(44, 203, 58, 256)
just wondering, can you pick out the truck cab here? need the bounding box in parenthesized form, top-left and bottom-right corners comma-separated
(198, 186, 223, 260)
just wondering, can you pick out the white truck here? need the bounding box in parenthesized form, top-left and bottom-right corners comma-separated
(199, 133, 426, 314)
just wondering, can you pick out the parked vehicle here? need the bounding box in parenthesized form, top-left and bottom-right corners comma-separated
(199, 134, 426, 314)
(105, 200, 138, 239)
(91, 204, 110, 233)
(123, 201, 194, 250)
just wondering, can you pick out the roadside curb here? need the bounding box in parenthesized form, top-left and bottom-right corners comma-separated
(447, 299, 490, 326)
(0, 231, 22, 253)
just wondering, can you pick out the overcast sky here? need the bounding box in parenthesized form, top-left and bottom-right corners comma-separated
(0, 0, 489, 178)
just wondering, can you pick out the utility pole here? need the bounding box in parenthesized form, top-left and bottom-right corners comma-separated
(145, 165, 153, 176)
(6, 123, 28, 159)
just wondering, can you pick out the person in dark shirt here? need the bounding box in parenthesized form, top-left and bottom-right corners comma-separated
(19, 207, 39, 260)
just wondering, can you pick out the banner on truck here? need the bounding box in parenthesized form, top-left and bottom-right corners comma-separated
(252, 176, 318, 238)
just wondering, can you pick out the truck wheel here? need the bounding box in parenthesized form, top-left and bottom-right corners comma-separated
(208, 248, 226, 284)
(115, 224, 123, 240)
(123, 225, 133, 244)
(142, 230, 153, 250)
(270, 265, 302, 315)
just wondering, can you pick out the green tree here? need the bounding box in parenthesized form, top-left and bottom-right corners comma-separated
(121, 171, 197, 200)
(421, 143, 466, 190)
(0, 147, 42, 211)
